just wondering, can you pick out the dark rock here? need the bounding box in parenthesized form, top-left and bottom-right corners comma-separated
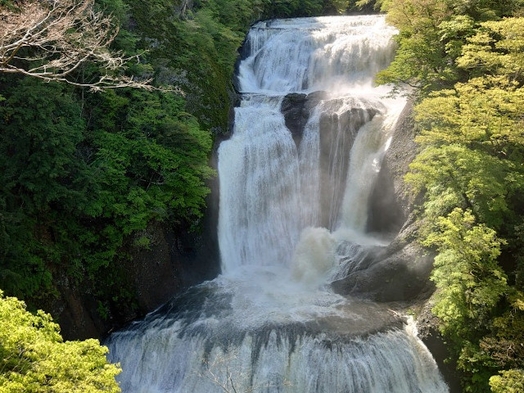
(281, 93, 309, 141)
(56, 215, 221, 341)
(417, 304, 464, 393)
(54, 285, 108, 341)
(50, 228, 175, 339)
(331, 234, 435, 302)
(366, 158, 405, 235)
(281, 91, 327, 144)
(332, 100, 436, 303)
(319, 105, 376, 228)
(367, 100, 416, 235)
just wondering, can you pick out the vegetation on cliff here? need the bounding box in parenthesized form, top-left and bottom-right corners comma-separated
(0, 291, 120, 392)
(362, 0, 524, 391)
(0, 1, 216, 334)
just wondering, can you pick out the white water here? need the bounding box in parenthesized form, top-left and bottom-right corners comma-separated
(106, 15, 449, 393)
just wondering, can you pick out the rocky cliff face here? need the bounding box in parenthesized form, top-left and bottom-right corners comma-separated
(56, 204, 221, 340)
(331, 100, 437, 303)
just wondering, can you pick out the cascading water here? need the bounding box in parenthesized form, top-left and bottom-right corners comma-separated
(106, 15, 449, 393)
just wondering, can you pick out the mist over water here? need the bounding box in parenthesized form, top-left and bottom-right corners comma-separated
(106, 15, 449, 393)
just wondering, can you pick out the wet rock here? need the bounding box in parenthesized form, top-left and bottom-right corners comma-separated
(331, 234, 435, 302)
(366, 99, 416, 235)
(281, 91, 326, 143)
(332, 100, 436, 303)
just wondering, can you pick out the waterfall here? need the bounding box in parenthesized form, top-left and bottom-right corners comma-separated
(106, 15, 449, 393)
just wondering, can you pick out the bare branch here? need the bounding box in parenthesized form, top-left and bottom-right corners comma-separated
(0, 0, 160, 91)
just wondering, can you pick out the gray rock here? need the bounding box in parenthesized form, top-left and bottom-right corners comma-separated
(332, 235, 435, 302)
(332, 100, 436, 303)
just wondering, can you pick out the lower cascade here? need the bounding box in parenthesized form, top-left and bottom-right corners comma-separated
(106, 15, 449, 392)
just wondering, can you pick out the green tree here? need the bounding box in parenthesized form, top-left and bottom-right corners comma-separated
(377, 0, 455, 91)
(406, 144, 520, 231)
(425, 209, 507, 336)
(0, 77, 89, 299)
(86, 89, 214, 234)
(0, 291, 121, 392)
(0, 73, 214, 322)
(458, 18, 524, 85)
(377, 1, 524, 95)
(0, 0, 221, 326)
(415, 77, 524, 158)
(490, 370, 524, 393)
(392, 5, 524, 392)
(423, 208, 510, 391)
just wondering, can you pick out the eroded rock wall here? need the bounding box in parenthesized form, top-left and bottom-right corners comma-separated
(331, 100, 436, 303)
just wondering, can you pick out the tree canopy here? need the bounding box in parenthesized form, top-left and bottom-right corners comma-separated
(379, 1, 524, 391)
(0, 291, 121, 392)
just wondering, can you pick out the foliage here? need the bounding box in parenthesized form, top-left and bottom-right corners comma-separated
(122, 0, 237, 131)
(0, 291, 121, 392)
(0, 74, 214, 321)
(394, 1, 524, 390)
(376, 0, 455, 91)
(490, 369, 524, 393)
(415, 77, 524, 157)
(0, 77, 89, 299)
(86, 89, 215, 233)
(425, 208, 507, 336)
(0, 0, 214, 324)
(406, 144, 519, 231)
(481, 291, 524, 368)
(458, 18, 524, 85)
(377, 1, 524, 94)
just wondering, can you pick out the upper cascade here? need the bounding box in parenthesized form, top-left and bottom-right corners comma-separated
(237, 15, 398, 94)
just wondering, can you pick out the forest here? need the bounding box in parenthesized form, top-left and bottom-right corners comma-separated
(0, 0, 523, 391)
(373, 0, 524, 391)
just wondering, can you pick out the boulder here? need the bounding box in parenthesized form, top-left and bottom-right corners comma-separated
(331, 230, 435, 302)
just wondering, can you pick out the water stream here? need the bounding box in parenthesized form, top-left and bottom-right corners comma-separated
(106, 15, 449, 393)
